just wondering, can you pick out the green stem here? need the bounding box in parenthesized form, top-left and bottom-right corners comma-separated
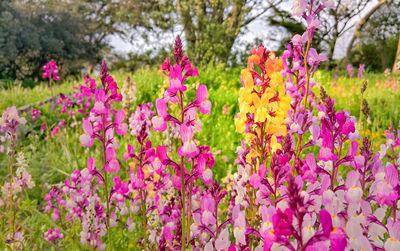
(186, 180, 193, 247)
(303, 30, 312, 108)
(140, 189, 148, 250)
(179, 90, 186, 250)
(101, 114, 111, 249)
(180, 156, 186, 251)
(8, 138, 15, 241)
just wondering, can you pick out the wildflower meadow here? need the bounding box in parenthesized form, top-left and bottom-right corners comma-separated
(1, 1, 400, 251)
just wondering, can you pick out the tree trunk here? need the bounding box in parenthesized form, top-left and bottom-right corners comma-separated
(345, 0, 388, 62)
(393, 33, 400, 73)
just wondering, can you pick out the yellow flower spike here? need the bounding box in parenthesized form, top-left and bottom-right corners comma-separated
(239, 88, 252, 104)
(270, 135, 282, 153)
(252, 93, 261, 108)
(246, 149, 260, 163)
(270, 72, 284, 89)
(255, 107, 268, 123)
(245, 133, 257, 144)
(235, 117, 246, 133)
(239, 102, 251, 114)
(241, 69, 254, 89)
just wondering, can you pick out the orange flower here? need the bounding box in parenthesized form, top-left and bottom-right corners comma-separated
(266, 58, 284, 76)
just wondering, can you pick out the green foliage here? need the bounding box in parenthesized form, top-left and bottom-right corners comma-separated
(0, 0, 110, 81)
(351, 35, 399, 72)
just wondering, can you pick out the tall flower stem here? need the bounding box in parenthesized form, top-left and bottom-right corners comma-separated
(180, 156, 186, 250)
(100, 114, 111, 248)
(138, 142, 148, 250)
(8, 137, 16, 239)
(179, 90, 186, 250)
(49, 75, 53, 96)
(140, 189, 148, 250)
(186, 177, 193, 247)
(303, 34, 312, 108)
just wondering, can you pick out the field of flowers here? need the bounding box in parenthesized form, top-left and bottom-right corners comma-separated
(1, 1, 400, 251)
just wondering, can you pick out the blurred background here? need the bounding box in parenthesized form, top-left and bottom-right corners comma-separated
(0, 0, 399, 84)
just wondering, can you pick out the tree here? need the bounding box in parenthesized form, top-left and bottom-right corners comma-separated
(0, 0, 112, 80)
(348, 0, 400, 71)
(345, 0, 389, 62)
(112, 0, 285, 65)
(394, 34, 400, 72)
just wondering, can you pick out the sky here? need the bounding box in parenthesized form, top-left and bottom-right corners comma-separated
(108, 0, 380, 60)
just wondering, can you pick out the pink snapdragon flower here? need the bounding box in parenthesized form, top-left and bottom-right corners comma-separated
(195, 85, 212, 114)
(201, 195, 216, 226)
(42, 60, 60, 81)
(177, 124, 199, 157)
(44, 227, 64, 241)
(347, 64, 354, 77)
(292, 0, 307, 16)
(80, 119, 94, 147)
(169, 64, 187, 93)
(358, 64, 365, 79)
(51, 126, 60, 137)
(273, 208, 293, 237)
(105, 147, 120, 173)
(0, 106, 26, 132)
(152, 99, 168, 132)
(31, 109, 41, 120)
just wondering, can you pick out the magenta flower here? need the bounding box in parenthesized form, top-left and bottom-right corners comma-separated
(385, 221, 400, 250)
(152, 99, 168, 132)
(233, 210, 246, 245)
(105, 147, 120, 173)
(177, 124, 199, 157)
(292, 0, 307, 16)
(169, 64, 186, 93)
(318, 146, 338, 162)
(31, 109, 41, 120)
(272, 208, 293, 237)
(201, 195, 216, 226)
(44, 227, 63, 241)
(358, 64, 365, 79)
(376, 164, 398, 206)
(347, 64, 354, 77)
(115, 110, 128, 135)
(79, 119, 93, 147)
(307, 48, 328, 67)
(196, 85, 212, 114)
(123, 144, 135, 162)
(344, 171, 363, 203)
(42, 60, 60, 81)
(51, 126, 60, 137)
(93, 89, 107, 114)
